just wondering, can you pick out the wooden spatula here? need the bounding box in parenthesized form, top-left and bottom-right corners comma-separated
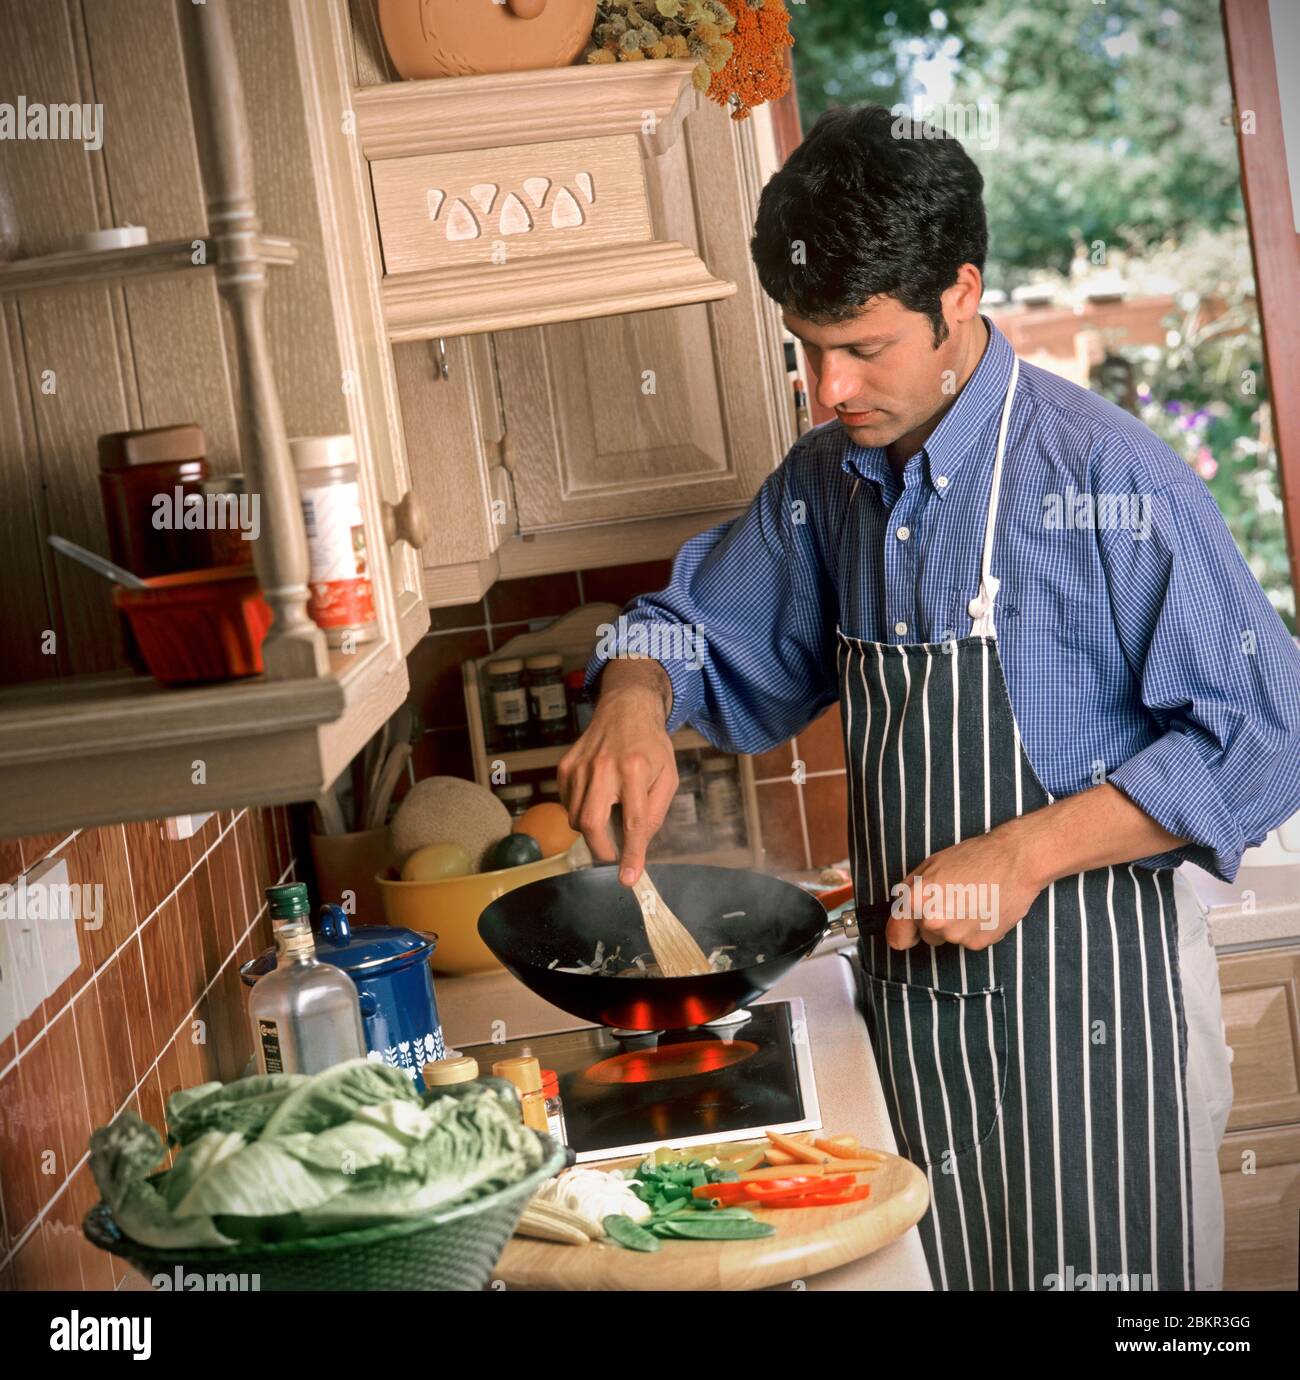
(631, 871, 711, 977)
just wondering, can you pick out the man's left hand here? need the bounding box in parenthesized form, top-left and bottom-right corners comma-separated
(886, 827, 1046, 951)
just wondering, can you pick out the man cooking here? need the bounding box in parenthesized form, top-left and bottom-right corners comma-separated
(557, 105, 1300, 1291)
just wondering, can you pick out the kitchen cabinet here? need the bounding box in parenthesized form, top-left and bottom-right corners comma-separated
(344, 0, 795, 604)
(1216, 944, 1300, 1290)
(0, 0, 428, 836)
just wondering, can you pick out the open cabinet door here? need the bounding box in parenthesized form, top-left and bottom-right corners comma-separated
(1223, 0, 1300, 587)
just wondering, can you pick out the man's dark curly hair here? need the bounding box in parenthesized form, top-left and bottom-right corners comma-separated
(750, 105, 988, 345)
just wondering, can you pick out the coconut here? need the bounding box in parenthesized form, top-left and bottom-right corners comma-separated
(389, 776, 512, 870)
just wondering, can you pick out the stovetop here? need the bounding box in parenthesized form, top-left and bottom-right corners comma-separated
(461, 998, 821, 1163)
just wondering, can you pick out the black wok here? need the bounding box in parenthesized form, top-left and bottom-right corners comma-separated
(478, 863, 876, 1031)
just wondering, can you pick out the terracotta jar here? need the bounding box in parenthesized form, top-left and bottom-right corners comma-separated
(377, 0, 597, 80)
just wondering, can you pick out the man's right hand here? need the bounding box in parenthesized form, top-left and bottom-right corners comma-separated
(557, 659, 677, 887)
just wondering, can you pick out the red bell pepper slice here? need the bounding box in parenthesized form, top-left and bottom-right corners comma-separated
(743, 1174, 854, 1201)
(757, 1183, 873, 1209)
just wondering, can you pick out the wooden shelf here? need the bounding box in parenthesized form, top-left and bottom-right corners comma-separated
(0, 234, 298, 296)
(382, 240, 736, 342)
(353, 59, 702, 162)
(0, 638, 408, 837)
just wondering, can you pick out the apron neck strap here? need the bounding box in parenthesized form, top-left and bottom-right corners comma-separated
(968, 354, 1021, 638)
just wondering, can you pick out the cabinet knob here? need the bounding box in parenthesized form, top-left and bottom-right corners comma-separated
(383, 491, 428, 548)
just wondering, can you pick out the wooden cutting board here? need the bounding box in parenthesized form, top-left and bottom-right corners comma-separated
(495, 1146, 929, 1291)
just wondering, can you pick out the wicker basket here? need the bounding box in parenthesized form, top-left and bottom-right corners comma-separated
(83, 1135, 565, 1291)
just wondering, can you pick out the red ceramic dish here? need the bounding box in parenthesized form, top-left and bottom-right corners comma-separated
(114, 564, 272, 685)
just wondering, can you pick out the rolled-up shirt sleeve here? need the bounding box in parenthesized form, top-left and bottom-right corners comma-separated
(584, 438, 841, 753)
(1099, 449, 1300, 881)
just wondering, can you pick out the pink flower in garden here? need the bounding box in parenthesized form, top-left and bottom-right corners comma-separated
(1194, 447, 1218, 480)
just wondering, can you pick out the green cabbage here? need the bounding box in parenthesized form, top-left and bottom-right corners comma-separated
(89, 1059, 543, 1250)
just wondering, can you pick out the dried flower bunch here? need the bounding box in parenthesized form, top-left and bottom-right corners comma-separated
(585, 0, 792, 121)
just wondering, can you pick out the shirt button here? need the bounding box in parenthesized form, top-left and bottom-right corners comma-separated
(935, 475, 949, 489)
(896, 526, 910, 541)
(894, 621, 908, 636)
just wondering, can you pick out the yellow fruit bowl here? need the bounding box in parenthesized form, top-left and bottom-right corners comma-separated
(376, 844, 581, 975)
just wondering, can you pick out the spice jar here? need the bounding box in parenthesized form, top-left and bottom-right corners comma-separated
(97, 423, 211, 577)
(422, 1053, 479, 1088)
(492, 1054, 549, 1134)
(537, 778, 562, 805)
(566, 668, 594, 738)
(200, 474, 253, 569)
(486, 657, 529, 748)
(666, 753, 703, 853)
(289, 434, 378, 648)
(525, 653, 568, 745)
(541, 1068, 567, 1145)
(701, 755, 744, 849)
(495, 782, 535, 820)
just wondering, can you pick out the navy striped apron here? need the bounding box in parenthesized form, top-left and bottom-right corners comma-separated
(837, 357, 1194, 1291)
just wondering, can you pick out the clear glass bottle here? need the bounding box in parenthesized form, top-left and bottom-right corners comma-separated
(248, 883, 366, 1076)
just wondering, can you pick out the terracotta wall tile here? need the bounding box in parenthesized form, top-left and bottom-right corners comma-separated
(19, 833, 70, 871)
(411, 726, 474, 782)
(121, 820, 174, 923)
(95, 954, 142, 1115)
(0, 838, 24, 887)
(406, 628, 489, 730)
(427, 597, 486, 632)
(803, 774, 850, 869)
(42, 838, 96, 1016)
(208, 823, 246, 950)
(44, 1010, 92, 1182)
(139, 902, 184, 1049)
(231, 814, 262, 924)
(9, 1223, 50, 1290)
(755, 781, 808, 872)
(751, 737, 794, 781)
(174, 880, 207, 1019)
(796, 705, 846, 775)
(67, 1165, 115, 1291)
(486, 572, 580, 624)
(155, 1042, 183, 1128)
(109, 942, 152, 1094)
(136, 1067, 166, 1139)
(16, 1037, 63, 1219)
(0, 1061, 41, 1239)
(191, 859, 224, 992)
(579, 560, 673, 607)
(72, 981, 117, 1133)
(74, 824, 137, 970)
(42, 1188, 84, 1291)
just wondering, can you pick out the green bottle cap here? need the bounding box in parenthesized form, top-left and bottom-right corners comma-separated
(266, 882, 310, 919)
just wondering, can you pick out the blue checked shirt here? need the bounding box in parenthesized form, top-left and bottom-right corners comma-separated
(588, 318, 1300, 882)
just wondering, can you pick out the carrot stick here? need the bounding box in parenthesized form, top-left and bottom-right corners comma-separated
(814, 1138, 887, 1162)
(765, 1129, 832, 1164)
(738, 1164, 829, 1181)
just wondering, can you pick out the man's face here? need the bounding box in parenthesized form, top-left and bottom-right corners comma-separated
(784, 295, 971, 452)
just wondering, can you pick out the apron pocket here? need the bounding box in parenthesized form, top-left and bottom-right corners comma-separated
(863, 973, 1009, 1171)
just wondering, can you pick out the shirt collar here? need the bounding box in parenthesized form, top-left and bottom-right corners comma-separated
(839, 315, 1016, 499)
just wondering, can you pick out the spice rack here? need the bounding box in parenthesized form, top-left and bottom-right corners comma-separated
(461, 604, 764, 870)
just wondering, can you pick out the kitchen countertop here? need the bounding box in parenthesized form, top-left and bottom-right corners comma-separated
(434, 935, 934, 1292)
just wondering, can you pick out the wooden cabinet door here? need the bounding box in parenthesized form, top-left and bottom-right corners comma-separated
(1218, 947, 1300, 1131)
(495, 102, 792, 534)
(1218, 1123, 1300, 1291)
